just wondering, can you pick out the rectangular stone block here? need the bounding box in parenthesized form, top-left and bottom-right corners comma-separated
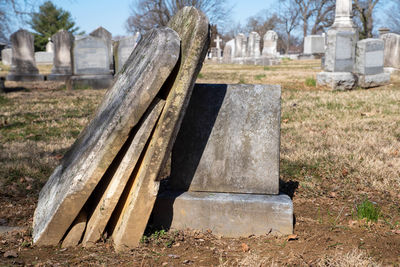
(170, 84, 281, 194)
(35, 52, 53, 65)
(304, 35, 325, 54)
(114, 34, 139, 73)
(357, 72, 390, 88)
(317, 71, 357, 90)
(355, 38, 384, 75)
(152, 191, 293, 237)
(325, 29, 358, 72)
(1, 48, 11, 66)
(381, 33, 400, 69)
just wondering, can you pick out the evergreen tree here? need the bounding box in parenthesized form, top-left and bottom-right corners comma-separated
(29, 1, 80, 51)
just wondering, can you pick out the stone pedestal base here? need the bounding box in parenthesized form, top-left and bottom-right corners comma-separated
(69, 74, 113, 89)
(152, 191, 293, 237)
(229, 57, 280, 66)
(317, 71, 357, 90)
(384, 67, 399, 74)
(298, 53, 323, 60)
(47, 74, 72, 81)
(357, 73, 390, 88)
(6, 73, 44, 82)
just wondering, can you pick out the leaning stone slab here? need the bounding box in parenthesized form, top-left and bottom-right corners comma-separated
(81, 98, 165, 247)
(170, 84, 280, 194)
(153, 192, 293, 237)
(32, 28, 180, 246)
(111, 6, 210, 252)
(316, 71, 357, 90)
(61, 210, 87, 248)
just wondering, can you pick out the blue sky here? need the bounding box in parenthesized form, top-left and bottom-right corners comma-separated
(46, 0, 275, 37)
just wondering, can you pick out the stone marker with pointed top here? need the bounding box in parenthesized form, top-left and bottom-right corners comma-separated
(111, 6, 210, 251)
(32, 28, 180, 246)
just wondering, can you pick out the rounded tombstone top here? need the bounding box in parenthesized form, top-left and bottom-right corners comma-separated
(264, 30, 278, 41)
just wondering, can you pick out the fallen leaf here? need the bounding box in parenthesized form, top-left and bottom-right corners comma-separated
(162, 263, 168, 266)
(241, 243, 250, 252)
(287, 234, 298, 241)
(391, 230, 400, 234)
(341, 168, 348, 177)
(182, 259, 193, 264)
(329, 192, 337, 198)
(283, 119, 289, 123)
(168, 254, 180, 259)
(348, 220, 358, 227)
(3, 250, 18, 258)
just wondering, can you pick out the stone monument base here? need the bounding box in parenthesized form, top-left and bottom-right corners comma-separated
(384, 67, 400, 74)
(298, 53, 323, 60)
(47, 74, 72, 81)
(152, 191, 293, 237)
(357, 73, 390, 88)
(6, 73, 44, 82)
(69, 74, 114, 90)
(230, 57, 280, 66)
(317, 71, 357, 90)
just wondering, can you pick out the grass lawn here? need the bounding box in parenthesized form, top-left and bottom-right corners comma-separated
(0, 59, 399, 266)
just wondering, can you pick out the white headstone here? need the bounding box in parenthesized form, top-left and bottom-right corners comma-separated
(262, 31, 278, 57)
(214, 35, 222, 58)
(46, 38, 54, 53)
(114, 33, 140, 73)
(235, 33, 246, 58)
(303, 35, 325, 54)
(1, 48, 12, 65)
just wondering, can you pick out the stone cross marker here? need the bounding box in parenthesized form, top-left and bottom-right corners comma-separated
(6, 29, 44, 81)
(214, 35, 222, 58)
(48, 29, 74, 81)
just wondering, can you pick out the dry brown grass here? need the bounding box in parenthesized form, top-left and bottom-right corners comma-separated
(317, 249, 381, 267)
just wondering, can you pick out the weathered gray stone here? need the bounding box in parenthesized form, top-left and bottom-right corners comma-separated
(1, 48, 12, 66)
(381, 33, 400, 69)
(247, 32, 261, 58)
(317, 71, 357, 90)
(111, 7, 210, 252)
(114, 33, 140, 73)
(90, 27, 113, 71)
(6, 29, 44, 81)
(234, 34, 245, 58)
(46, 39, 54, 53)
(303, 35, 325, 54)
(170, 84, 280, 194)
(378, 27, 390, 37)
(357, 72, 390, 88)
(81, 98, 165, 247)
(48, 30, 74, 81)
(32, 28, 180, 246)
(355, 38, 384, 75)
(324, 29, 358, 72)
(331, 0, 355, 30)
(153, 192, 293, 237)
(262, 31, 278, 57)
(71, 35, 113, 89)
(61, 210, 87, 248)
(214, 35, 222, 59)
(222, 39, 235, 63)
(35, 52, 53, 65)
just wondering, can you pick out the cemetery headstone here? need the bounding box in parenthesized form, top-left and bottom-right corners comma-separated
(214, 35, 222, 59)
(1, 48, 12, 66)
(381, 33, 400, 70)
(6, 29, 44, 81)
(262, 31, 278, 57)
(234, 33, 245, 58)
(114, 32, 140, 73)
(90, 27, 113, 71)
(355, 38, 390, 88)
(70, 35, 113, 89)
(46, 38, 54, 53)
(35, 51, 53, 65)
(111, 6, 210, 252)
(152, 84, 293, 237)
(222, 39, 235, 63)
(303, 35, 325, 55)
(247, 32, 261, 58)
(32, 27, 181, 246)
(48, 29, 74, 81)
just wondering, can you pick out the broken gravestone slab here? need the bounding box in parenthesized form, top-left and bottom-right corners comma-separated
(111, 6, 210, 251)
(81, 98, 165, 247)
(32, 28, 180, 246)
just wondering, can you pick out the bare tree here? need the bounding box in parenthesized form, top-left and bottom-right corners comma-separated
(244, 11, 280, 39)
(386, 1, 400, 33)
(125, 0, 231, 33)
(310, 0, 335, 34)
(353, 0, 382, 38)
(277, 0, 300, 54)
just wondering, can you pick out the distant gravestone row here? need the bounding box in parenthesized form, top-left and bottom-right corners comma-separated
(222, 30, 280, 66)
(3, 27, 140, 88)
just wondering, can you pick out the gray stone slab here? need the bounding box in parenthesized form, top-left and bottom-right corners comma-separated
(69, 74, 114, 89)
(90, 27, 113, 71)
(48, 30, 74, 81)
(317, 71, 357, 90)
(381, 33, 400, 69)
(324, 29, 358, 72)
(73, 35, 111, 75)
(262, 31, 278, 57)
(304, 35, 325, 54)
(114, 34, 139, 73)
(32, 28, 180, 246)
(111, 7, 210, 252)
(35, 52, 53, 65)
(1, 48, 11, 65)
(152, 191, 293, 237)
(170, 84, 280, 194)
(355, 38, 384, 75)
(357, 72, 390, 88)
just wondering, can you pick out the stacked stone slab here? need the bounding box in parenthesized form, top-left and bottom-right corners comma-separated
(7, 29, 44, 81)
(33, 7, 210, 252)
(152, 83, 293, 237)
(1, 48, 12, 66)
(48, 30, 74, 81)
(355, 39, 390, 88)
(113, 32, 140, 73)
(317, 0, 390, 90)
(70, 35, 113, 89)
